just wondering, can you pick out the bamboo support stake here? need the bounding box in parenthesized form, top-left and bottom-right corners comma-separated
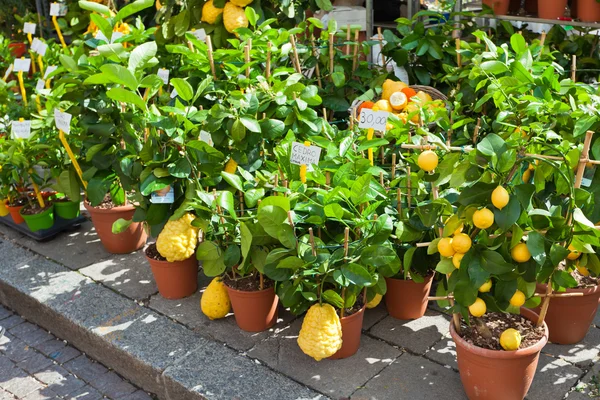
(429, 292, 584, 301)
(244, 45, 250, 78)
(407, 166, 412, 208)
(340, 227, 350, 318)
(51, 16, 67, 49)
(572, 55, 577, 82)
(380, 171, 384, 186)
(345, 25, 351, 55)
(377, 27, 385, 66)
(238, 191, 244, 216)
(456, 38, 462, 68)
(352, 30, 360, 72)
(396, 188, 402, 214)
(326, 171, 331, 187)
(59, 130, 87, 189)
(266, 42, 272, 80)
(310, 35, 322, 89)
(30, 178, 45, 208)
(329, 33, 335, 79)
(473, 118, 481, 144)
(308, 228, 317, 257)
(391, 153, 396, 180)
(290, 35, 301, 74)
(206, 35, 217, 80)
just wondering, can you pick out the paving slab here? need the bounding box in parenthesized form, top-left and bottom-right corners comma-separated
(362, 304, 388, 331)
(369, 310, 450, 354)
(247, 318, 401, 398)
(527, 354, 583, 400)
(352, 353, 467, 399)
(569, 356, 600, 398)
(92, 371, 137, 398)
(424, 333, 456, 368)
(543, 327, 600, 367)
(22, 388, 60, 400)
(35, 365, 87, 397)
(148, 272, 295, 351)
(0, 305, 12, 320)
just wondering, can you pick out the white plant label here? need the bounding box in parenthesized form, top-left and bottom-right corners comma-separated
(44, 65, 57, 79)
(54, 109, 72, 134)
(23, 23, 36, 34)
(11, 120, 31, 139)
(94, 31, 109, 43)
(170, 88, 178, 99)
(35, 79, 45, 92)
(358, 109, 389, 131)
(111, 31, 124, 43)
(3, 64, 13, 81)
(13, 58, 31, 72)
(36, 41, 48, 56)
(151, 186, 174, 204)
(290, 142, 321, 166)
(191, 29, 206, 40)
(200, 130, 213, 146)
(49, 3, 60, 16)
(31, 38, 41, 52)
(157, 68, 169, 84)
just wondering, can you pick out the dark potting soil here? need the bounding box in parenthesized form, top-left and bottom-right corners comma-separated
(340, 292, 365, 317)
(20, 202, 53, 216)
(459, 312, 545, 351)
(145, 243, 167, 262)
(8, 197, 27, 207)
(53, 197, 72, 203)
(573, 269, 600, 288)
(222, 273, 275, 292)
(87, 195, 120, 210)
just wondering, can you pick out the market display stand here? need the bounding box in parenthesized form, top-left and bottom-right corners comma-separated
(0, 215, 87, 241)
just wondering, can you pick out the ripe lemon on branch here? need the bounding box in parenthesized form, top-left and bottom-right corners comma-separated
(511, 243, 531, 263)
(491, 186, 509, 210)
(201, 0, 224, 24)
(469, 298, 486, 317)
(473, 208, 494, 230)
(417, 150, 438, 172)
(223, 2, 248, 33)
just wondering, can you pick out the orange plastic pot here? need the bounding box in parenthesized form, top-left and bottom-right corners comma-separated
(329, 306, 366, 360)
(8, 43, 27, 58)
(7, 204, 25, 224)
(538, 0, 568, 19)
(450, 307, 548, 400)
(146, 252, 198, 299)
(385, 275, 433, 320)
(483, 0, 510, 14)
(226, 286, 278, 332)
(84, 202, 147, 254)
(533, 283, 600, 344)
(0, 200, 9, 217)
(576, 0, 600, 22)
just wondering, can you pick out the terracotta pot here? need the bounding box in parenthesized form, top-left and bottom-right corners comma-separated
(483, 0, 511, 15)
(450, 308, 548, 400)
(84, 202, 147, 254)
(329, 306, 366, 359)
(226, 286, 278, 332)
(8, 43, 27, 58)
(533, 283, 600, 344)
(146, 251, 198, 299)
(385, 275, 433, 320)
(538, 0, 568, 19)
(7, 204, 25, 224)
(577, 0, 600, 22)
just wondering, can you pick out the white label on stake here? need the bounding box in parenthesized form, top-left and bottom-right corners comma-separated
(111, 31, 124, 43)
(3, 64, 13, 80)
(94, 31, 109, 43)
(290, 142, 321, 166)
(44, 65, 57, 79)
(24, 23, 36, 34)
(358, 109, 389, 131)
(31, 38, 41, 52)
(157, 68, 169, 84)
(151, 186, 174, 204)
(35, 79, 45, 92)
(13, 58, 31, 72)
(54, 109, 72, 134)
(170, 88, 178, 99)
(49, 3, 60, 16)
(36, 41, 48, 56)
(11, 120, 32, 139)
(200, 130, 213, 146)
(190, 29, 206, 41)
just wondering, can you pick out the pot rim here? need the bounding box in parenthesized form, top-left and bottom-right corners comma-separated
(536, 282, 600, 295)
(340, 304, 366, 322)
(225, 283, 276, 295)
(19, 203, 54, 218)
(386, 273, 434, 283)
(84, 201, 134, 214)
(6, 204, 25, 209)
(449, 307, 548, 359)
(144, 251, 197, 267)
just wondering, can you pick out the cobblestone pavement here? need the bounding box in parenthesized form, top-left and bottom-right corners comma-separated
(0, 305, 155, 400)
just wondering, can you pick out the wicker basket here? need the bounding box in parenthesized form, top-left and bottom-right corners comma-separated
(349, 85, 449, 117)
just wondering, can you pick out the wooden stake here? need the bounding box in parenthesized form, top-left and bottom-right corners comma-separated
(206, 35, 217, 80)
(396, 188, 402, 214)
(456, 38, 462, 68)
(329, 33, 335, 79)
(340, 227, 350, 318)
(266, 42, 272, 80)
(352, 30, 360, 72)
(326, 171, 331, 186)
(244, 44, 250, 78)
(308, 228, 317, 257)
(345, 25, 351, 55)
(290, 35, 301, 74)
(310, 35, 322, 89)
(391, 153, 396, 180)
(571, 55, 577, 82)
(407, 166, 412, 208)
(380, 171, 384, 186)
(59, 130, 87, 189)
(377, 27, 385, 66)
(473, 118, 481, 144)
(239, 191, 244, 216)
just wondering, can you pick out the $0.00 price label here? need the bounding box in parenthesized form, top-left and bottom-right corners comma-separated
(358, 109, 389, 131)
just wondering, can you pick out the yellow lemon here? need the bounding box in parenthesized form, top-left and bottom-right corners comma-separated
(469, 298, 486, 317)
(491, 186, 510, 210)
(438, 238, 456, 258)
(473, 208, 494, 230)
(509, 290, 526, 307)
(511, 243, 531, 263)
(230, 0, 253, 5)
(405, 103, 420, 124)
(413, 91, 433, 104)
(417, 150, 438, 172)
(577, 263, 590, 277)
(373, 99, 393, 113)
(453, 253, 465, 269)
(479, 280, 492, 293)
(500, 328, 522, 351)
(223, 2, 248, 33)
(389, 91, 408, 111)
(454, 223, 464, 235)
(523, 169, 532, 183)
(567, 244, 581, 260)
(366, 293, 383, 309)
(452, 233, 472, 254)
(201, 0, 224, 24)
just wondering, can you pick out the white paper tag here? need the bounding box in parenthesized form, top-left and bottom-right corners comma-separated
(23, 23, 36, 34)
(170, 88, 178, 99)
(200, 130, 213, 146)
(94, 31, 109, 43)
(36, 41, 48, 56)
(157, 68, 169, 84)
(3, 64, 13, 81)
(11, 120, 31, 139)
(84, 99, 90, 107)
(49, 3, 60, 16)
(13, 58, 31, 72)
(54, 109, 72, 134)
(35, 79, 45, 92)
(44, 65, 57, 79)
(31, 38, 41, 52)
(290, 142, 321, 166)
(191, 29, 206, 41)
(111, 31, 124, 43)
(358, 109, 389, 131)
(151, 187, 174, 204)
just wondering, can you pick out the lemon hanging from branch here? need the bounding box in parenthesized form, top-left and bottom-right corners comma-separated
(472, 208, 494, 230)
(417, 150, 438, 172)
(201, 0, 224, 24)
(223, 2, 248, 34)
(491, 186, 509, 210)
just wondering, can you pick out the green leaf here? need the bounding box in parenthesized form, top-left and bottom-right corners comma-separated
(224, 245, 240, 268)
(240, 117, 261, 133)
(341, 263, 372, 286)
(106, 88, 146, 111)
(218, 191, 236, 218)
(331, 71, 345, 87)
(526, 231, 546, 266)
(99, 64, 138, 90)
(458, 182, 497, 206)
(481, 251, 514, 274)
(115, 0, 154, 22)
(493, 196, 521, 232)
(510, 33, 527, 54)
(436, 258, 456, 274)
(277, 257, 304, 270)
(111, 218, 132, 234)
(257, 205, 288, 238)
(89, 14, 112, 40)
(480, 60, 508, 75)
(231, 119, 246, 142)
(220, 172, 244, 191)
(168, 158, 191, 178)
(324, 203, 344, 220)
(128, 41, 158, 72)
(259, 119, 285, 139)
(196, 241, 222, 261)
(258, 196, 290, 212)
(79, 0, 111, 15)
(245, 6, 258, 26)
(203, 257, 226, 277)
(170, 78, 193, 102)
(240, 222, 252, 259)
(323, 289, 344, 308)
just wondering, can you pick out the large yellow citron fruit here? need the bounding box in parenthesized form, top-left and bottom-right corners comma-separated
(381, 79, 407, 101)
(223, 2, 248, 33)
(473, 208, 494, 230)
(156, 213, 199, 262)
(201, 277, 231, 320)
(297, 303, 343, 361)
(491, 186, 509, 210)
(417, 150, 438, 172)
(389, 91, 408, 111)
(500, 328, 522, 351)
(452, 233, 472, 254)
(567, 244, 581, 260)
(469, 298, 486, 317)
(509, 290, 526, 307)
(230, 0, 253, 6)
(453, 253, 465, 269)
(478, 280, 492, 293)
(438, 238, 456, 258)
(373, 99, 393, 113)
(201, 0, 224, 24)
(511, 243, 531, 263)
(366, 293, 383, 309)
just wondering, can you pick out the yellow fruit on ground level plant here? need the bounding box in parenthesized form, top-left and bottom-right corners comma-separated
(509, 290, 526, 307)
(469, 298, 486, 317)
(223, 2, 248, 33)
(201, 277, 231, 320)
(577, 263, 590, 277)
(373, 99, 393, 113)
(389, 91, 408, 111)
(297, 303, 343, 361)
(453, 253, 465, 269)
(366, 293, 383, 309)
(156, 213, 199, 262)
(500, 328, 522, 351)
(479, 280, 492, 293)
(438, 237, 456, 258)
(567, 244, 581, 260)
(452, 233, 472, 254)
(201, 0, 224, 24)
(417, 150, 438, 172)
(491, 186, 510, 210)
(473, 208, 494, 230)
(405, 103, 420, 123)
(511, 243, 531, 263)
(230, 0, 253, 6)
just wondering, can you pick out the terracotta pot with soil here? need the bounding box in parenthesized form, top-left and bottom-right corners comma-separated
(329, 298, 366, 359)
(7, 198, 27, 224)
(20, 203, 55, 232)
(576, 0, 600, 22)
(224, 275, 279, 332)
(385, 274, 433, 320)
(450, 308, 548, 400)
(483, 0, 511, 15)
(145, 243, 198, 299)
(84, 200, 147, 254)
(538, 0, 568, 19)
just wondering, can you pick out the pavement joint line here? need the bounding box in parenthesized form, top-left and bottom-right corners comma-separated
(346, 351, 405, 398)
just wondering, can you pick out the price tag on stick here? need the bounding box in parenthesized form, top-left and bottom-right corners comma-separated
(49, 2, 60, 16)
(290, 142, 321, 166)
(157, 68, 169, 84)
(23, 23, 36, 34)
(54, 109, 72, 134)
(14, 58, 31, 72)
(358, 109, 389, 132)
(11, 120, 32, 139)
(35, 79, 45, 92)
(44, 65, 57, 79)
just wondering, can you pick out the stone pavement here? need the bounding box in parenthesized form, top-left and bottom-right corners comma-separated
(0, 305, 154, 400)
(0, 220, 599, 399)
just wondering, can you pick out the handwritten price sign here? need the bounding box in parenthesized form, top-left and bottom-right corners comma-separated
(358, 109, 389, 131)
